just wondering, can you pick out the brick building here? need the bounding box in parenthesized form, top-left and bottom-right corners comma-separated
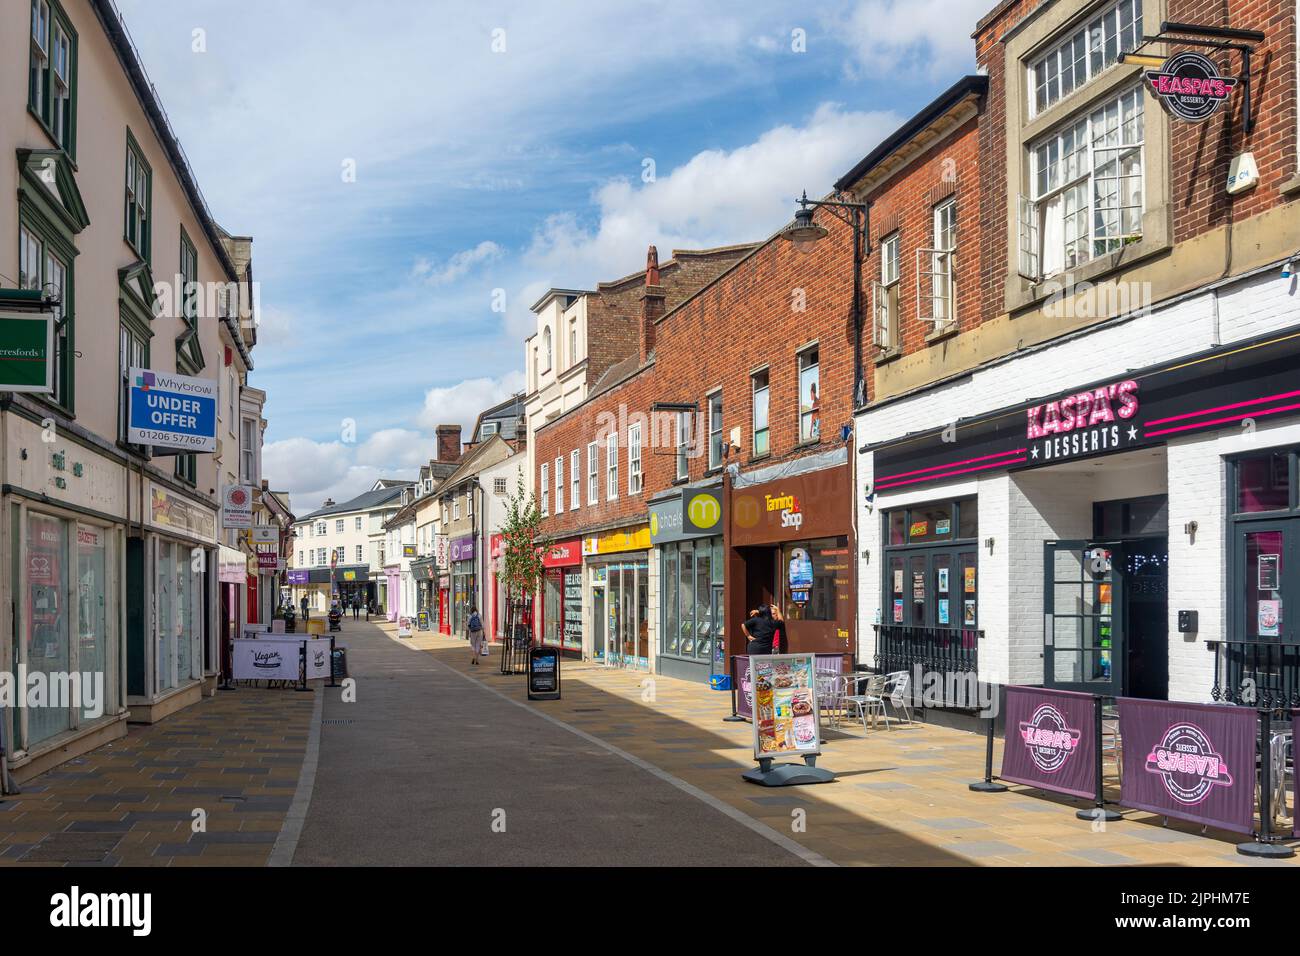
(855, 0, 1300, 713)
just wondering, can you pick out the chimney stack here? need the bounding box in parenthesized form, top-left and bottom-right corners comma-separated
(322, 497, 335, 508)
(639, 244, 666, 366)
(436, 424, 462, 463)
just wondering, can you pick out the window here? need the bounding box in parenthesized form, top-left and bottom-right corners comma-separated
(335, 519, 344, 534)
(481, 421, 499, 438)
(494, 477, 507, 495)
(355, 545, 363, 562)
(532, 346, 539, 388)
(606, 433, 618, 501)
(316, 522, 325, 536)
(1022, 85, 1144, 280)
(918, 201, 956, 329)
(629, 423, 643, 494)
(124, 133, 151, 260)
(798, 348, 820, 443)
(1029, 0, 1141, 116)
(542, 326, 553, 371)
(540, 462, 549, 516)
(570, 449, 580, 510)
(883, 498, 978, 630)
(587, 442, 599, 505)
(569, 320, 578, 365)
(298, 551, 303, 566)
(29, 0, 76, 154)
(554, 456, 564, 513)
(240, 419, 256, 483)
(453, 495, 461, 519)
(708, 391, 724, 470)
(782, 537, 850, 623)
(674, 411, 691, 481)
(355, 516, 362, 530)
(19, 223, 72, 409)
(752, 369, 770, 457)
(466, 487, 473, 517)
(174, 454, 195, 484)
(874, 233, 900, 350)
(180, 229, 198, 326)
(317, 548, 326, 565)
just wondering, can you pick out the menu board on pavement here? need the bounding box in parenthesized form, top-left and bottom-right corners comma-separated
(749, 654, 820, 759)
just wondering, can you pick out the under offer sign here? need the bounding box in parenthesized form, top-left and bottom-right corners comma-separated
(128, 367, 217, 452)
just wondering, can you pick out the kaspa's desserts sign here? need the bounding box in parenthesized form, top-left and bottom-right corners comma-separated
(1145, 51, 1238, 123)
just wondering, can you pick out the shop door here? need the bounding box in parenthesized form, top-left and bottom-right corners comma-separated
(1235, 522, 1298, 643)
(1044, 540, 1122, 696)
(710, 584, 726, 675)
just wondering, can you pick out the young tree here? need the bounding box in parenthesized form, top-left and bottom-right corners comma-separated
(497, 473, 550, 669)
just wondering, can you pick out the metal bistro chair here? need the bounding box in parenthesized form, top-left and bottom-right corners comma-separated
(1270, 728, 1292, 832)
(816, 671, 846, 728)
(843, 673, 889, 733)
(881, 670, 914, 727)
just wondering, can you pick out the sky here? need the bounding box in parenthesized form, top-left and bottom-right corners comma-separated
(115, 0, 991, 513)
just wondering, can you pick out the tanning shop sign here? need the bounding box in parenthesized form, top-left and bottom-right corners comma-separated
(127, 367, 218, 452)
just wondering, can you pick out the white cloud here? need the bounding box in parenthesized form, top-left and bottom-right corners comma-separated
(417, 372, 526, 433)
(522, 102, 901, 285)
(838, 0, 986, 79)
(412, 241, 503, 286)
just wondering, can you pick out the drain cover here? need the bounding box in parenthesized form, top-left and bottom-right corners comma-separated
(321, 718, 354, 726)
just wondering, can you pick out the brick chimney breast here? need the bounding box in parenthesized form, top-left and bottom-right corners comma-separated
(435, 424, 463, 463)
(639, 244, 667, 365)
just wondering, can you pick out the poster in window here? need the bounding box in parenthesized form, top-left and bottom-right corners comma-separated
(1259, 599, 1281, 638)
(788, 547, 812, 605)
(964, 565, 976, 594)
(936, 519, 951, 536)
(909, 520, 928, 538)
(1259, 554, 1280, 591)
(892, 569, 903, 594)
(938, 599, 950, 625)
(892, 599, 904, 623)
(912, 571, 925, 602)
(938, 567, 949, 594)
(963, 600, 976, 626)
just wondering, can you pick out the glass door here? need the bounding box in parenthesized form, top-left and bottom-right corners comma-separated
(1044, 540, 1122, 695)
(1236, 523, 1295, 642)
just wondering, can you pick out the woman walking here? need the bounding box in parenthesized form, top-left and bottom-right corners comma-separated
(467, 606, 485, 665)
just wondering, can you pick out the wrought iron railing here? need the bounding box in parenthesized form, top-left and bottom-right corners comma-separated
(872, 624, 980, 685)
(1210, 641, 1300, 709)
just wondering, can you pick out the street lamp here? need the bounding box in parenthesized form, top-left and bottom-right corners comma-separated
(778, 190, 871, 407)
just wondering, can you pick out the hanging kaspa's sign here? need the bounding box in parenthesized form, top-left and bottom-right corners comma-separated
(222, 484, 254, 528)
(127, 367, 218, 452)
(1145, 52, 1238, 123)
(0, 310, 53, 393)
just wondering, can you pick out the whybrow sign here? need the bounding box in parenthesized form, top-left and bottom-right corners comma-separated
(869, 331, 1300, 492)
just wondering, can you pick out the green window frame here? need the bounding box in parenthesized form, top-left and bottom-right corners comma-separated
(124, 130, 152, 261)
(28, 0, 78, 158)
(179, 228, 198, 326)
(118, 322, 149, 444)
(174, 453, 196, 486)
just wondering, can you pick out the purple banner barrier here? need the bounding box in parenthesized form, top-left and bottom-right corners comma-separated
(1118, 697, 1256, 835)
(998, 686, 1097, 799)
(732, 654, 843, 722)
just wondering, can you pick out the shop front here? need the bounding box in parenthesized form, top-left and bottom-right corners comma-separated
(584, 524, 651, 669)
(539, 538, 582, 658)
(384, 563, 400, 621)
(861, 323, 1300, 706)
(126, 484, 216, 724)
(411, 556, 437, 627)
(651, 485, 726, 684)
(727, 451, 855, 667)
(450, 534, 477, 637)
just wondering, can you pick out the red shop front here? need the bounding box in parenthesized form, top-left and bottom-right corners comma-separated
(539, 538, 582, 658)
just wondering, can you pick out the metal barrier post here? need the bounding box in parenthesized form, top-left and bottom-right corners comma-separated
(327, 634, 340, 688)
(1077, 696, 1122, 822)
(1238, 708, 1295, 858)
(295, 642, 311, 692)
(724, 654, 745, 722)
(969, 714, 1008, 792)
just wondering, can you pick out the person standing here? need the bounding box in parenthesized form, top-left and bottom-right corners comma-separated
(467, 606, 485, 665)
(352, 598, 359, 619)
(300, 595, 309, 621)
(770, 604, 788, 654)
(742, 604, 778, 656)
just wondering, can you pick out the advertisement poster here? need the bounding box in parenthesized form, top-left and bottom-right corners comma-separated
(936, 518, 951, 535)
(909, 520, 928, 538)
(964, 566, 976, 593)
(397, 616, 413, 637)
(231, 639, 301, 681)
(893, 599, 904, 623)
(938, 599, 950, 625)
(912, 571, 925, 602)
(222, 485, 253, 528)
(749, 654, 819, 758)
(1258, 599, 1280, 637)
(938, 568, 949, 594)
(787, 547, 812, 604)
(1119, 697, 1255, 834)
(999, 686, 1096, 799)
(892, 569, 903, 594)
(963, 600, 976, 626)
(1259, 554, 1280, 591)
(304, 639, 332, 680)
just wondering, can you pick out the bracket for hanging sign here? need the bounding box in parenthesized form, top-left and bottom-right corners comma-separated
(1120, 21, 1266, 135)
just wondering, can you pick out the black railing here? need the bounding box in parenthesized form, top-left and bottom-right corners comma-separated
(1211, 640, 1300, 709)
(873, 624, 980, 683)
(498, 597, 534, 675)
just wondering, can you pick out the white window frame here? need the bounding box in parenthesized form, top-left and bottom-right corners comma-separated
(707, 391, 723, 470)
(454, 495, 461, 520)
(335, 519, 344, 534)
(606, 433, 618, 501)
(1027, 0, 1142, 118)
(628, 423, 643, 494)
(873, 232, 900, 350)
(587, 442, 599, 505)
(554, 456, 564, 513)
(570, 449, 580, 510)
(540, 462, 549, 516)
(1021, 85, 1145, 281)
(797, 347, 821, 444)
(752, 369, 770, 458)
(675, 411, 691, 481)
(355, 545, 363, 562)
(917, 200, 957, 331)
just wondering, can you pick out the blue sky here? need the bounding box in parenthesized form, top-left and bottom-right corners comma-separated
(116, 0, 990, 510)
